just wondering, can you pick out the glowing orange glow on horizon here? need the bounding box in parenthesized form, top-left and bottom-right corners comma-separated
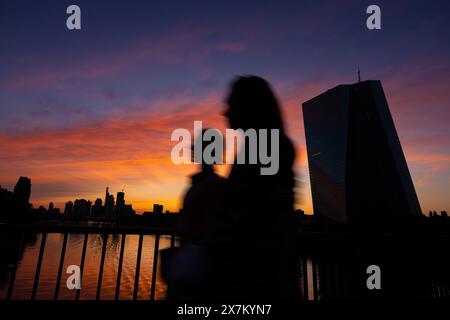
(1, 77, 449, 215)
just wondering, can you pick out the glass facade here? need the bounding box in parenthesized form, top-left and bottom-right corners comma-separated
(302, 80, 422, 224)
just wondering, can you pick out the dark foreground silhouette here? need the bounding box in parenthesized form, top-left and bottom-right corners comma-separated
(161, 76, 300, 300)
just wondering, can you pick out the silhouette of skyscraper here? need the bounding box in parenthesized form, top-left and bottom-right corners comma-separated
(103, 187, 116, 217)
(302, 80, 422, 224)
(104, 186, 110, 208)
(115, 191, 131, 217)
(64, 201, 73, 217)
(73, 199, 92, 218)
(153, 204, 163, 215)
(13, 176, 31, 210)
(106, 194, 115, 217)
(116, 192, 125, 209)
(92, 198, 103, 217)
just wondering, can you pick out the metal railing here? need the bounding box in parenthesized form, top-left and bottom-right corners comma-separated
(1, 224, 450, 300)
(1, 224, 176, 301)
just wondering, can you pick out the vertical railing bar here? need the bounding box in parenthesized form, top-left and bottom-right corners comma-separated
(133, 234, 144, 300)
(302, 256, 308, 301)
(170, 234, 175, 248)
(115, 234, 126, 300)
(312, 257, 319, 301)
(75, 233, 88, 300)
(31, 232, 47, 300)
(333, 263, 339, 298)
(442, 281, 447, 298)
(150, 233, 160, 300)
(431, 279, 435, 298)
(6, 231, 25, 300)
(54, 232, 69, 300)
(96, 233, 108, 300)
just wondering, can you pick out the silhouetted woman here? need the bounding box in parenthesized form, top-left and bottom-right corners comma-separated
(162, 129, 226, 300)
(219, 76, 300, 299)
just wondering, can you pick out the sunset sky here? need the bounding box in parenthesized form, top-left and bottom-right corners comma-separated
(0, 0, 449, 214)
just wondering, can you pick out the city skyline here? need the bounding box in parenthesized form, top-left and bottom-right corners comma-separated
(1, 1, 449, 214)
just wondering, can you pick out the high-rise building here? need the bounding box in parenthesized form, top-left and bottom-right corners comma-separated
(106, 194, 115, 217)
(104, 187, 110, 208)
(302, 80, 422, 224)
(64, 201, 74, 217)
(92, 198, 103, 217)
(73, 199, 92, 218)
(13, 176, 31, 210)
(153, 204, 163, 215)
(115, 191, 130, 217)
(116, 192, 125, 208)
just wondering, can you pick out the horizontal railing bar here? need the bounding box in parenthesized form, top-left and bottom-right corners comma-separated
(2, 224, 449, 242)
(0, 223, 176, 236)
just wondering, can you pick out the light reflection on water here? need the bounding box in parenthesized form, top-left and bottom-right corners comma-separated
(0, 233, 172, 300)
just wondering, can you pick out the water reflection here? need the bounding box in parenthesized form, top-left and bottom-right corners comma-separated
(0, 233, 173, 300)
(0, 233, 321, 300)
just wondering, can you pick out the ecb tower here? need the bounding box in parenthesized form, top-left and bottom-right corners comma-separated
(302, 80, 422, 224)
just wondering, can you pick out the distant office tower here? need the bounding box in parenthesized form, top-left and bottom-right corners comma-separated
(73, 199, 92, 218)
(123, 204, 134, 216)
(114, 191, 133, 217)
(106, 194, 115, 217)
(104, 187, 110, 208)
(302, 80, 422, 224)
(64, 201, 74, 217)
(153, 204, 163, 215)
(116, 192, 125, 209)
(13, 176, 31, 210)
(92, 198, 103, 217)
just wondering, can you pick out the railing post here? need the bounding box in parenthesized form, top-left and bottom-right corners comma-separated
(133, 234, 144, 300)
(76, 233, 88, 300)
(6, 231, 24, 300)
(115, 234, 126, 300)
(302, 256, 309, 300)
(170, 234, 175, 248)
(312, 256, 319, 301)
(54, 232, 69, 300)
(150, 233, 160, 300)
(96, 233, 108, 300)
(31, 232, 47, 300)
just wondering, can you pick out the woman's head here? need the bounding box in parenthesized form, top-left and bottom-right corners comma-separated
(225, 76, 285, 132)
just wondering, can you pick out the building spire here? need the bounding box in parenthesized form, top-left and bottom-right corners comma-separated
(357, 66, 361, 82)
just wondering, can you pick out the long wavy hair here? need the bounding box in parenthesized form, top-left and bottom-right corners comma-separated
(225, 76, 285, 132)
